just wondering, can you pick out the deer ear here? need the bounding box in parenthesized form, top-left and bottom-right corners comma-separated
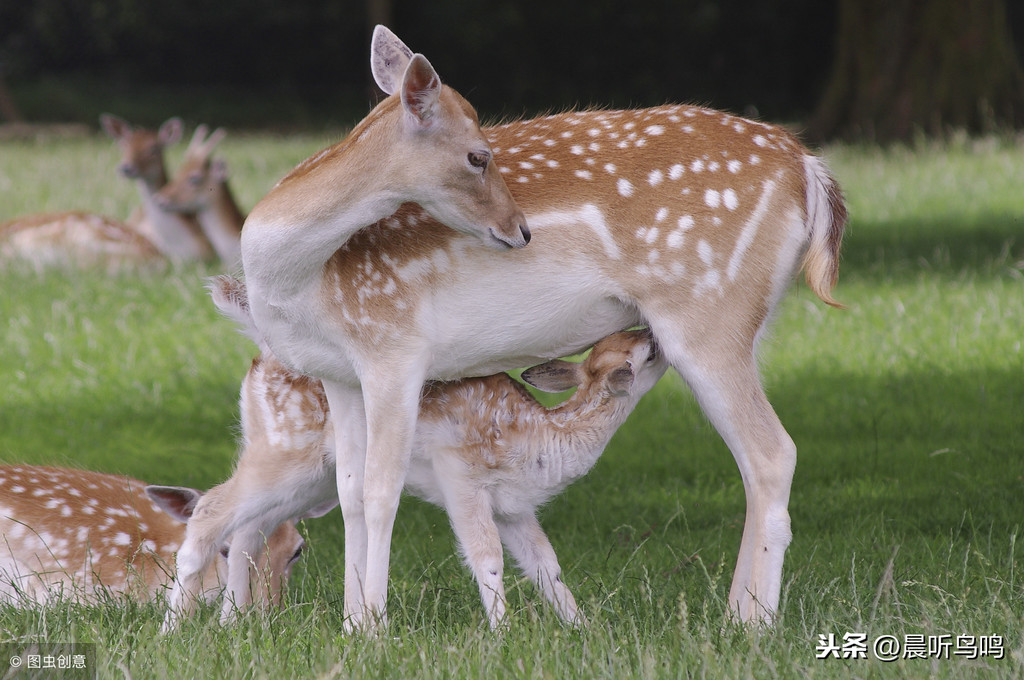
(521, 359, 583, 393)
(100, 113, 129, 140)
(400, 54, 442, 125)
(210, 159, 230, 182)
(370, 25, 414, 95)
(606, 363, 636, 397)
(157, 117, 184, 146)
(144, 485, 203, 523)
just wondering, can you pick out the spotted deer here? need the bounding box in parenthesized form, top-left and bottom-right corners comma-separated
(100, 114, 214, 262)
(239, 26, 847, 631)
(0, 116, 214, 271)
(0, 465, 305, 607)
(162, 275, 666, 631)
(155, 125, 244, 266)
(0, 211, 161, 273)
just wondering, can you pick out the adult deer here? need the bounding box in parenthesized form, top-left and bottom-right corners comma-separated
(155, 125, 243, 266)
(0, 465, 304, 606)
(240, 26, 846, 632)
(0, 116, 214, 271)
(163, 275, 666, 631)
(100, 114, 214, 262)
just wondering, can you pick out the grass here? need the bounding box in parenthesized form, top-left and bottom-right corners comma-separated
(1, 128, 1023, 678)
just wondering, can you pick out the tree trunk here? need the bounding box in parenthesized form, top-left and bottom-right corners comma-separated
(808, 0, 1024, 143)
(0, 66, 23, 123)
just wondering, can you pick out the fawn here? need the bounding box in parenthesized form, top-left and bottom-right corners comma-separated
(162, 275, 666, 630)
(0, 465, 304, 607)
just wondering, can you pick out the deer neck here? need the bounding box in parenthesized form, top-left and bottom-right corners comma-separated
(242, 98, 412, 304)
(196, 180, 244, 265)
(531, 391, 637, 486)
(136, 184, 214, 261)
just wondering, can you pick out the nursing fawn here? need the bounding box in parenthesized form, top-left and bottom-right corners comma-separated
(162, 276, 666, 630)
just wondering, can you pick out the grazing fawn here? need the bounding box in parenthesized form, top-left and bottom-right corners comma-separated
(162, 275, 666, 630)
(239, 26, 847, 630)
(155, 125, 244, 266)
(0, 465, 304, 607)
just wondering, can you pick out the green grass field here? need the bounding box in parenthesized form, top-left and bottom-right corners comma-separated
(0, 129, 1022, 678)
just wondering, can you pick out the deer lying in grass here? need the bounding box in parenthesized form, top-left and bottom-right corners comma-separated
(0, 116, 215, 271)
(162, 275, 667, 631)
(239, 26, 847, 631)
(99, 114, 214, 262)
(0, 211, 161, 273)
(154, 125, 244, 267)
(0, 465, 304, 607)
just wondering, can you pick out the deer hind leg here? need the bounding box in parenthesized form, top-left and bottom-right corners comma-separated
(653, 326, 795, 625)
(496, 513, 582, 627)
(440, 480, 508, 630)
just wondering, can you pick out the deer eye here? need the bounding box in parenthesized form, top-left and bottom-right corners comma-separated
(288, 543, 305, 565)
(467, 151, 490, 170)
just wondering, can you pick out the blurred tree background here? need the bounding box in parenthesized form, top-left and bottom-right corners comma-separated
(1, 0, 1022, 141)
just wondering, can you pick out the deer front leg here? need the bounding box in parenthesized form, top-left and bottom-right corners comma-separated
(326, 367, 424, 634)
(322, 381, 370, 632)
(220, 525, 267, 624)
(496, 513, 582, 626)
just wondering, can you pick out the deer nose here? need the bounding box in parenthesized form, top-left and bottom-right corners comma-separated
(520, 222, 531, 244)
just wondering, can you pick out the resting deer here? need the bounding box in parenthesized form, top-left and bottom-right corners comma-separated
(162, 275, 666, 631)
(0, 465, 304, 607)
(0, 211, 160, 273)
(155, 125, 244, 266)
(239, 26, 847, 631)
(0, 116, 214, 271)
(100, 114, 214, 262)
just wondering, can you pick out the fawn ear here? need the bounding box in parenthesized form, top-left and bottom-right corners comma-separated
(145, 485, 204, 523)
(371, 25, 414, 95)
(521, 359, 583, 393)
(606, 363, 636, 397)
(401, 54, 442, 125)
(157, 117, 184, 146)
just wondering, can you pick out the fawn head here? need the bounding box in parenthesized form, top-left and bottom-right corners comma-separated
(521, 328, 668, 400)
(145, 485, 308, 606)
(155, 125, 228, 213)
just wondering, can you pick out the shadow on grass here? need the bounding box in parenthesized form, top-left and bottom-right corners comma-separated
(839, 211, 1024, 279)
(0, 381, 243, 488)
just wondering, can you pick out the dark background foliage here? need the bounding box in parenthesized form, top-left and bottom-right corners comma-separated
(1, 0, 1023, 137)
